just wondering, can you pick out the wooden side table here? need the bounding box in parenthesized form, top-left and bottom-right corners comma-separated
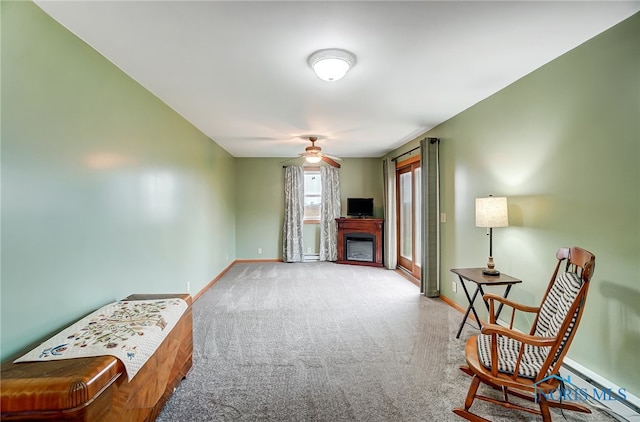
(450, 268, 522, 339)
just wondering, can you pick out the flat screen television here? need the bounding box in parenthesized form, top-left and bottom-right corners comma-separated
(347, 198, 374, 217)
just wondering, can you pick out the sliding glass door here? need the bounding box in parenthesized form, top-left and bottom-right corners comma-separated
(396, 157, 421, 279)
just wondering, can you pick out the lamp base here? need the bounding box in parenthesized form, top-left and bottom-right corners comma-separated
(483, 256, 500, 276)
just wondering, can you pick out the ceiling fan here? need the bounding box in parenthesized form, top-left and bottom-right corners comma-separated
(299, 137, 342, 168)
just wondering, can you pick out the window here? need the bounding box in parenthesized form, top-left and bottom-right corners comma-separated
(304, 169, 321, 223)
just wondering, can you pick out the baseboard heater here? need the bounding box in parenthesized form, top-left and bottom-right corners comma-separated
(561, 358, 640, 422)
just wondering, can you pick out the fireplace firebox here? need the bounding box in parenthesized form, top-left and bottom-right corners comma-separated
(336, 218, 384, 267)
(345, 234, 375, 262)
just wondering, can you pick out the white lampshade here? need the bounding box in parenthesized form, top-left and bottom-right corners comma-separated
(305, 155, 322, 164)
(475, 197, 509, 228)
(308, 49, 356, 82)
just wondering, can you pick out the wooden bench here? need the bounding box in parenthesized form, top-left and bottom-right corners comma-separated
(1, 294, 193, 421)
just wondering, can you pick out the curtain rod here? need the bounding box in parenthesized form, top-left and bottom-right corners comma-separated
(391, 146, 419, 162)
(390, 137, 440, 162)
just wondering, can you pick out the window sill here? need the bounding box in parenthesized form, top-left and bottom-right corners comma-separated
(304, 219, 320, 225)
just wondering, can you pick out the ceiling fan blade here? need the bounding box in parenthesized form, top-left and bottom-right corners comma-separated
(323, 153, 343, 161)
(321, 156, 341, 168)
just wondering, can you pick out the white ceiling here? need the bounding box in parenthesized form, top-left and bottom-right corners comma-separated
(35, 1, 640, 159)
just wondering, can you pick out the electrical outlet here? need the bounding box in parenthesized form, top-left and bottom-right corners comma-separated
(451, 280, 457, 293)
(186, 281, 191, 294)
(257, 247, 262, 254)
(440, 213, 447, 223)
(307, 247, 312, 253)
(225, 254, 229, 261)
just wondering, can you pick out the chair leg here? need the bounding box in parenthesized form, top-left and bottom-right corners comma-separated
(537, 393, 552, 422)
(464, 375, 482, 410)
(453, 375, 491, 422)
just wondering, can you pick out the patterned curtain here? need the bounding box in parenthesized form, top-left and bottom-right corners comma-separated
(319, 166, 341, 261)
(420, 138, 440, 297)
(282, 166, 304, 262)
(383, 158, 397, 269)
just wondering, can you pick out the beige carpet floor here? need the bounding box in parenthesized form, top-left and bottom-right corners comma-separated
(157, 262, 617, 422)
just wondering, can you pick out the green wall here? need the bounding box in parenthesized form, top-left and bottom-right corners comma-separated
(339, 159, 385, 219)
(388, 12, 640, 397)
(235, 158, 285, 259)
(235, 158, 383, 259)
(1, 2, 236, 360)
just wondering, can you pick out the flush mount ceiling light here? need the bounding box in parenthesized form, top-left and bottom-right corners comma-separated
(308, 49, 356, 82)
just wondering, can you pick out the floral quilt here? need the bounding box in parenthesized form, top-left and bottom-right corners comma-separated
(14, 298, 188, 381)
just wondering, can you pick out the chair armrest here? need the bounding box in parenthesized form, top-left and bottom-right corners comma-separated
(481, 323, 556, 347)
(483, 293, 540, 313)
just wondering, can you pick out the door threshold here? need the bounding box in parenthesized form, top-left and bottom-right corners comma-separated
(395, 267, 420, 287)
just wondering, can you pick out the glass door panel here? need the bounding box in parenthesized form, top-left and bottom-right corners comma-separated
(396, 158, 421, 280)
(399, 171, 412, 260)
(414, 167, 422, 268)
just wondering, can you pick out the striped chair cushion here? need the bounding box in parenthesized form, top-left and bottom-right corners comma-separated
(478, 271, 583, 379)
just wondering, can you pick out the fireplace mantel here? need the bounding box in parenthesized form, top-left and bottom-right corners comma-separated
(336, 218, 384, 267)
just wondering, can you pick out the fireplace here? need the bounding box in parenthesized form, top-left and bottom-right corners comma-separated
(345, 234, 375, 262)
(336, 218, 384, 267)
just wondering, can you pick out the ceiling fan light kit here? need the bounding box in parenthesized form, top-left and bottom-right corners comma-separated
(298, 137, 342, 168)
(305, 156, 322, 164)
(308, 49, 356, 82)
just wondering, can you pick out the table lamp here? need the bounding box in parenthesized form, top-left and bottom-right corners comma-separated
(475, 196, 509, 276)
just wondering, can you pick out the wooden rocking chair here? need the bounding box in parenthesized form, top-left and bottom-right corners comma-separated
(453, 246, 596, 422)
